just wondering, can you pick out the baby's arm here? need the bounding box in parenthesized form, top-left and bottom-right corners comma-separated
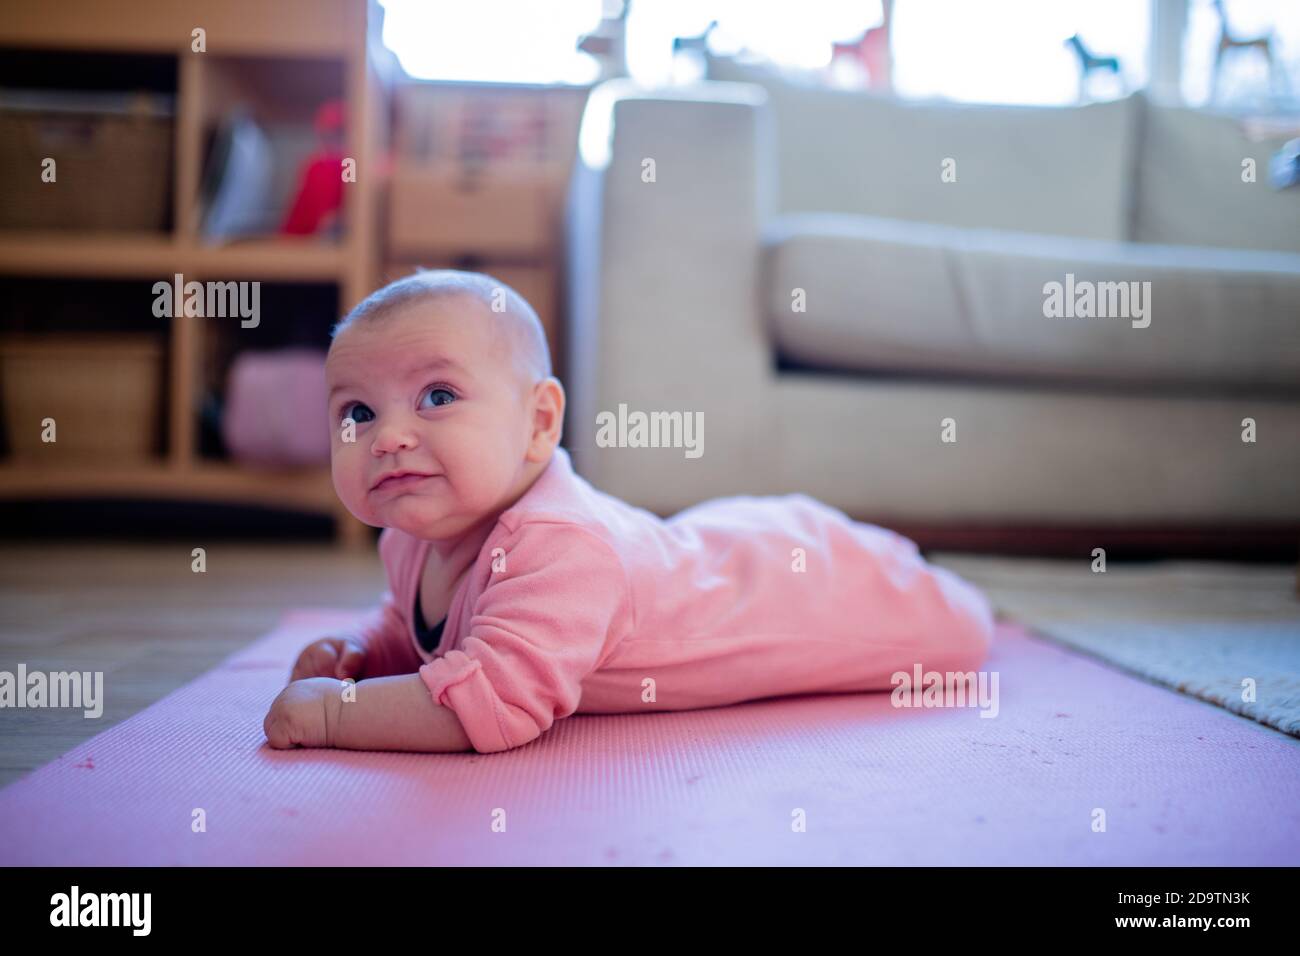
(264, 674, 473, 752)
(352, 594, 425, 679)
(287, 600, 421, 684)
(332, 674, 473, 752)
(269, 521, 628, 754)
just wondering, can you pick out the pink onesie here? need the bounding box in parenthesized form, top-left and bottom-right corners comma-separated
(355, 446, 995, 753)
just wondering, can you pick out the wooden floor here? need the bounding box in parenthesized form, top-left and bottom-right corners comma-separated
(0, 541, 385, 788)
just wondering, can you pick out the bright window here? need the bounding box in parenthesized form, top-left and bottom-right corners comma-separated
(891, 0, 1150, 104)
(377, 0, 604, 85)
(377, 0, 1297, 111)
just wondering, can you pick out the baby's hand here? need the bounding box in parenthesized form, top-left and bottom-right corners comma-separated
(290, 636, 366, 683)
(263, 677, 342, 749)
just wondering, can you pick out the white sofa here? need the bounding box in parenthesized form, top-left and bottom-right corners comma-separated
(563, 78, 1300, 529)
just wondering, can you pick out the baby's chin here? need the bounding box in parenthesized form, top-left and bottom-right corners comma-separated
(372, 494, 483, 540)
(338, 475, 445, 530)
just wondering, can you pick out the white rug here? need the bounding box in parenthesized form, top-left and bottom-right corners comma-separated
(930, 555, 1300, 738)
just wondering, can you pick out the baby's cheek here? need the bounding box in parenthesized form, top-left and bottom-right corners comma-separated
(330, 450, 372, 520)
(450, 466, 509, 516)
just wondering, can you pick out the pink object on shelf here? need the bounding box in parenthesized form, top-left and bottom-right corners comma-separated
(222, 348, 331, 467)
(0, 615, 1296, 866)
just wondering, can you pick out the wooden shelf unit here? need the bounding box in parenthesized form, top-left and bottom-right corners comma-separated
(0, 0, 394, 546)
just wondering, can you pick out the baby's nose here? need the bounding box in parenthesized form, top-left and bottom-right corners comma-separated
(371, 422, 418, 454)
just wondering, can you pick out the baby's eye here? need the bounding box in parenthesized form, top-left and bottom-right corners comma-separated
(420, 386, 457, 409)
(340, 402, 374, 424)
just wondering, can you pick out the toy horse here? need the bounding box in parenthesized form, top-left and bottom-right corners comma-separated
(1211, 0, 1285, 102)
(577, 0, 630, 81)
(672, 20, 718, 58)
(829, 0, 893, 91)
(1065, 34, 1121, 102)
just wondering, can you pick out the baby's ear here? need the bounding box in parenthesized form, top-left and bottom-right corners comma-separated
(539, 375, 565, 406)
(527, 377, 565, 459)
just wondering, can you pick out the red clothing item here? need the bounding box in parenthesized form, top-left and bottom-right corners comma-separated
(280, 150, 344, 235)
(356, 447, 994, 753)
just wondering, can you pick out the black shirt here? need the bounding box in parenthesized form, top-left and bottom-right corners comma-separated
(412, 587, 447, 654)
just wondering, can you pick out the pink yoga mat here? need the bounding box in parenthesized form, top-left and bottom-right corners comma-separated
(1, 612, 1297, 865)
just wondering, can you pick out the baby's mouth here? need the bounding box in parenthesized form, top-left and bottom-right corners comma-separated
(370, 471, 439, 493)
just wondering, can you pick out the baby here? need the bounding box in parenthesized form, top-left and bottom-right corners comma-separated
(263, 269, 995, 754)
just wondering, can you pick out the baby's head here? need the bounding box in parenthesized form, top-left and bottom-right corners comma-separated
(326, 269, 564, 539)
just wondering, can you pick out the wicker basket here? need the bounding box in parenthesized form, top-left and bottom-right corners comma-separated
(0, 334, 165, 462)
(0, 91, 173, 231)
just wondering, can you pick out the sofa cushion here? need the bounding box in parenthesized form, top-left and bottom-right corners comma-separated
(1134, 104, 1300, 253)
(707, 58, 1140, 241)
(764, 213, 1300, 392)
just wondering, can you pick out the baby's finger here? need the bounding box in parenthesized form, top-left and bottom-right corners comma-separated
(292, 641, 338, 682)
(312, 641, 342, 676)
(335, 639, 366, 679)
(264, 711, 290, 748)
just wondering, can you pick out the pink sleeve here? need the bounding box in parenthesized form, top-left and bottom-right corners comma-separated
(354, 528, 423, 678)
(418, 522, 628, 754)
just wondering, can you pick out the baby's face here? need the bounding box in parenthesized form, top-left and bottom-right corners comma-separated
(325, 296, 538, 539)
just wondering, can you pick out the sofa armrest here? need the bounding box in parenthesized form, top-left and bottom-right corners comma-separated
(564, 80, 778, 512)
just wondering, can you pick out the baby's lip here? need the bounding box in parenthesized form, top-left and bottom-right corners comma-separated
(370, 469, 438, 492)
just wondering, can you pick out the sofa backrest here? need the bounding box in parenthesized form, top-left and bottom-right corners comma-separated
(1133, 103, 1300, 253)
(708, 57, 1140, 241)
